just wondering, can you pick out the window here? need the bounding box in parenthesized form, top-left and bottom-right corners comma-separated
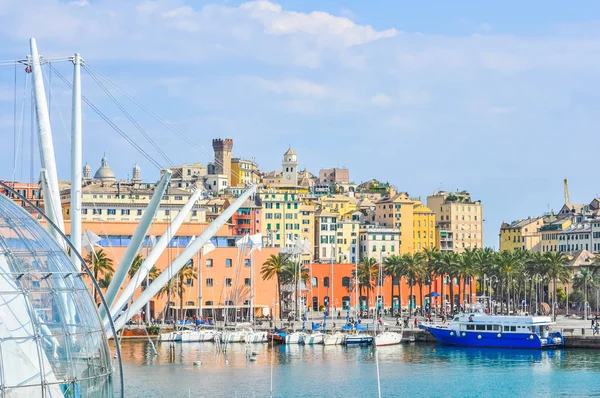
(225, 278, 232, 287)
(475, 325, 485, 331)
(121, 209, 130, 216)
(244, 278, 251, 286)
(225, 259, 232, 267)
(93, 209, 102, 215)
(137, 209, 143, 216)
(175, 195, 183, 200)
(186, 278, 193, 287)
(342, 277, 350, 287)
(324, 277, 330, 287)
(466, 324, 475, 330)
(205, 300, 213, 306)
(107, 209, 116, 215)
(206, 278, 213, 287)
(244, 259, 251, 267)
(312, 277, 318, 287)
(165, 209, 170, 216)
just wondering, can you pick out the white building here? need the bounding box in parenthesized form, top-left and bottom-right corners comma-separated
(358, 224, 400, 262)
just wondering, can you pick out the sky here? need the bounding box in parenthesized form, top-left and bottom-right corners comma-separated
(1, 0, 600, 249)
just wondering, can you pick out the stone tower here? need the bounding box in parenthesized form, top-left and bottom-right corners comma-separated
(282, 147, 298, 186)
(82, 163, 91, 180)
(132, 163, 141, 183)
(212, 138, 233, 184)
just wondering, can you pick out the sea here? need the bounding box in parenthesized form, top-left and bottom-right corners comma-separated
(116, 340, 600, 397)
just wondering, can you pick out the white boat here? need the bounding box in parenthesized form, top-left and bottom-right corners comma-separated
(375, 331, 403, 346)
(323, 332, 345, 346)
(220, 330, 245, 343)
(244, 330, 268, 343)
(160, 331, 181, 342)
(180, 330, 216, 342)
(305, 332, 325, 345)
(285, 331, 306, 344)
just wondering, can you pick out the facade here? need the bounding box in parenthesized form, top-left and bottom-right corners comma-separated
(558, 223, 593, 253)
(413, 201, 436, 252)
(161, 163, 208, 189)
(374, 190, 415, 253)
(318, 194, 357, 216)
(204, 174, 228, 194)
(540, 218, 572, 253)
(260, 188, 315, 261)
(230, 158, 260, 187)
(0, 180, 44, 214)
(335, 219, 360, 263)
(319, 168, 349, 184)
(358, 225, 400, 261)
(499, 217, 543, 252)
(212, 138, 233, 186)
(315, 209, 339, 262)
(225, 196, 262, 236)
(427, 191, 484, 253)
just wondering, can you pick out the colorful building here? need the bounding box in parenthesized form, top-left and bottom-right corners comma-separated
(224, 196, 262, 236)
(413, 201, 436, 252)
(374, 189, 415, 253)
(0, 180, 44, 214)
(427, 190, 484, 252)
(499, 217, 543, 252)
(231, 158, 260, 187)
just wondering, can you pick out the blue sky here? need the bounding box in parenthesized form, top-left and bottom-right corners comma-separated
(1, 0, 600, 249)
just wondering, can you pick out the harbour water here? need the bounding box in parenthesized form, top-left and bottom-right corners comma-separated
(117, 340, 600, 397)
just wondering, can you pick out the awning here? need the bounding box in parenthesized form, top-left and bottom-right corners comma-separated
(425, 292, 441, 297)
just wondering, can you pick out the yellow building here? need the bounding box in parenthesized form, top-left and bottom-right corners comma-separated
(499, 217, 543, 252)
(260, 187, 314, 262)
(231, 158, 260, 187)
(427, 191, 484, 253)
(319, 194, 358, 217)
(413, 201, 436, 252)
(540, 218, 572, 253)
(335, 219, 360, 263)
(374, 189, 415, 253)
(315, 208, 339, 262)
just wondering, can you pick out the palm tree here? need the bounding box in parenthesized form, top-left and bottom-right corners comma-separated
(85, 249, 115, 305)
(423, 247, 439, 309)
(384, 255, 403, 315)
(128, 253, 160, 281)
(401, 253, 425, 318)
(157, 262, 197, 321)
(543, 252, 570, 319)
(280, 260, 309, 317)
(436, 251, 459, 314)
(494, 251, 523, 314)
(261, 253, 291, 320)
(352, 257, 378, 316)
(573, 266, 599, 319)
(474, 247, 495, 309)
(458, 248, 477, 310)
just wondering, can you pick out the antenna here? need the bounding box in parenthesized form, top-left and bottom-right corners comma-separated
(563, 178, 571, 205)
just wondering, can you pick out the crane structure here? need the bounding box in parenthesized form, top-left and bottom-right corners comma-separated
(564, 178, 571, 205)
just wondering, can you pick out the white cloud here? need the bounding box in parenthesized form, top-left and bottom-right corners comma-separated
(371, 93, 392, 107)
(244, 76, 329, 97)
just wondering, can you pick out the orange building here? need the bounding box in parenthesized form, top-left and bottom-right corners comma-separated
(61, 220, 279, 320)
(307, 263, 474, 314)
(224, 197, 262, 236)
(0, 180, 44, 214)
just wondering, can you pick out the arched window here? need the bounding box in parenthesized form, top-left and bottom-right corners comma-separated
(323, 277, 330, 288)
(205, 301, 214, 306)
(186, 301, 195, 306)
(342, 276, 350, 287)
(312, 277, 318, 287)
(312, 297, 318, 311)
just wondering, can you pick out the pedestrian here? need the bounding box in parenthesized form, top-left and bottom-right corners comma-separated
(414, 317, 418, 328)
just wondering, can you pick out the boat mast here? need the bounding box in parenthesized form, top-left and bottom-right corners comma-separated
(29, 38, 65, 243)
(70, 53, 82, 269)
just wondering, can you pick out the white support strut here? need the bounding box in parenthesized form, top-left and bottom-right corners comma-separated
(30, 38, 65, 243)
(70, 53, 82, 269)
(101, 170, 172, 317)
(107, 188, 202, 323)
(108, 185, 257, 337)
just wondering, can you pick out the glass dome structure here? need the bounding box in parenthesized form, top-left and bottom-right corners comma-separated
(0, 193, 114, 396)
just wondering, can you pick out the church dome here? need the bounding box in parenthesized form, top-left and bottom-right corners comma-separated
(94, 156, 116, 181)
(0, 194, 116, 396)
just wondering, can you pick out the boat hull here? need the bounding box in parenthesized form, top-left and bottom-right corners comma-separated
(344, 335, 374, 346)
(267, 332, 286, 344)
(323, 334, 344, 346)
(375, 332, 403, 346)
(305, 333, 324, 345)
(421, 326, 563, 349)
(181, 331, 215, 343)
(285, 332, 306, 344)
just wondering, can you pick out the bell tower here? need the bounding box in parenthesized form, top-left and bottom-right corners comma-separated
(282, 147, 298, 186)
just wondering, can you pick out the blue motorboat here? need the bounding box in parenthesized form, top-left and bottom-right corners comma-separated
(419, 313, 563, 349)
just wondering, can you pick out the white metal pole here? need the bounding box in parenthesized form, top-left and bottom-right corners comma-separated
(108, 185, 258, 336)
(30, 38, 65, 242)
(70, 53, 82, 269)
(102, 170, 172, 317)
(250, 250, 254, 323)
(197, 250, 201, 319)
(108, 187, 200, 320)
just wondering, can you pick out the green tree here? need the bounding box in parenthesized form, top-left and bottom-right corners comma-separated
(85, 249, 115, 305)
(384, 255, 403, 315)
(261, 253, 291, 320)
(157, 262, 197, 321)
(128, 253, 160, 281)
(543, 252, 570, 318)
(435, 251, 459, 314)
(401, 253, 425, 318)
(352, 257, 378, 315)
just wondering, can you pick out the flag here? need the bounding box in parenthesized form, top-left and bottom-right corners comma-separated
(202, 240, 216, 256)
(249, 233, 263, 254)
(81, 229, 102, 251)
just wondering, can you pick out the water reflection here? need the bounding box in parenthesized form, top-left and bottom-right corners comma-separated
(115, 341, 600, 398)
